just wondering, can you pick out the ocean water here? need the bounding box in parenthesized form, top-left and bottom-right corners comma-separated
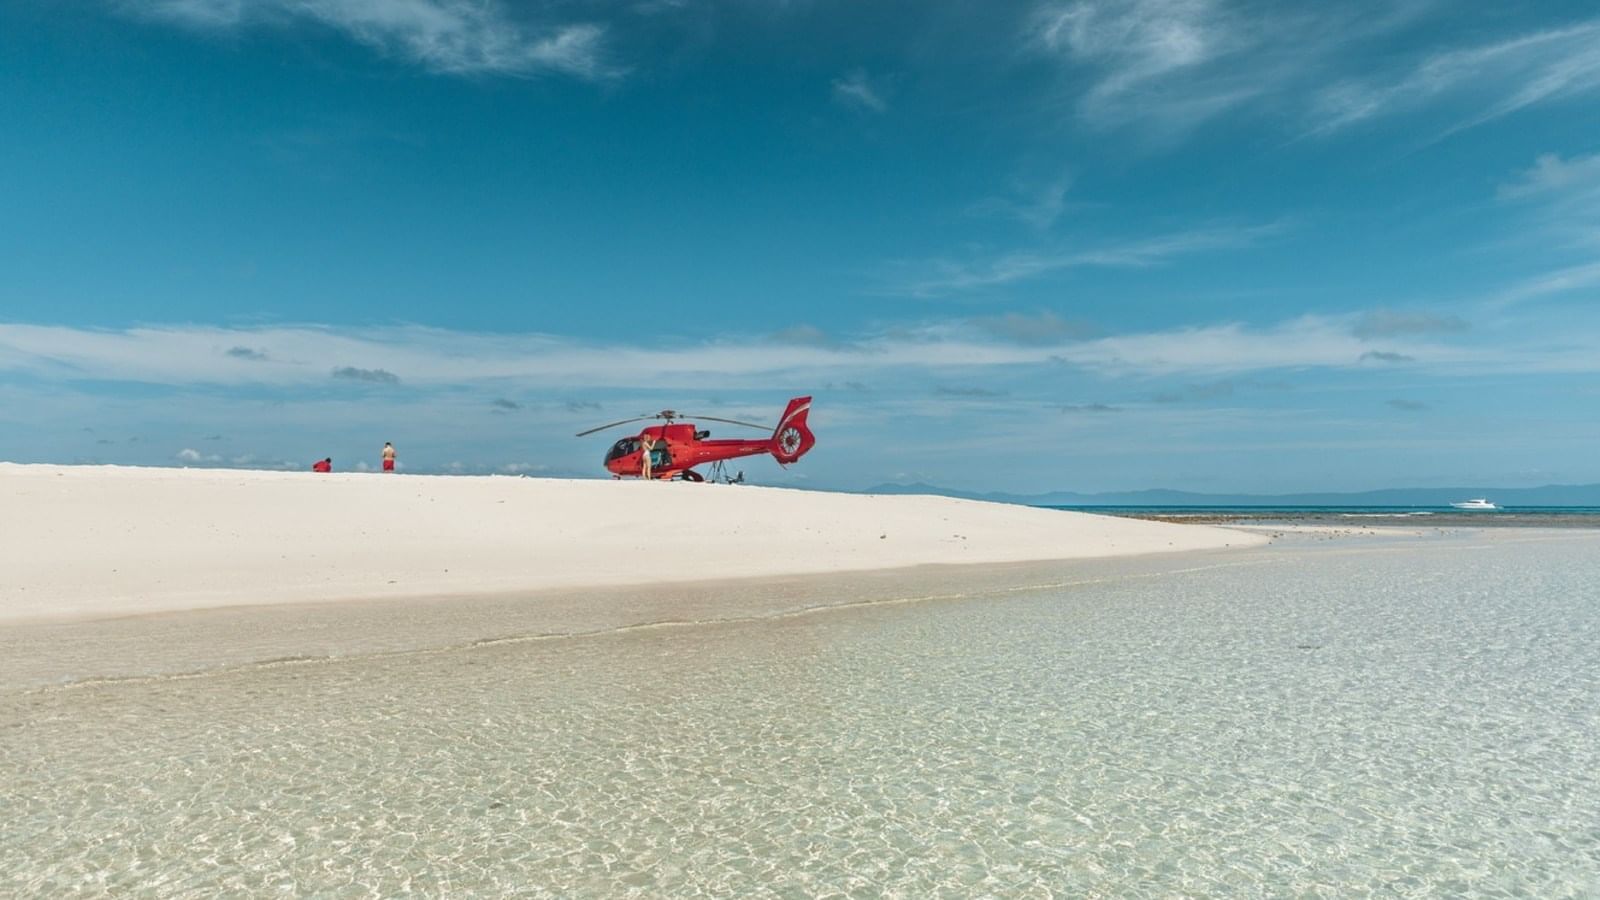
(4, 532, 1599, 897)
(1065, 505, 1600, 529)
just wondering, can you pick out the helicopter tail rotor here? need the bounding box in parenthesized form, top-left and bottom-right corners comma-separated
(769, 396, 815, 464)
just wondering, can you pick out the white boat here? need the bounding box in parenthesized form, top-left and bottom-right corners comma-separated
(1449, 498, 1498, 510)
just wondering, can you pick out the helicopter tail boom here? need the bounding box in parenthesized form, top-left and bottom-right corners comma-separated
(769, 396, 815, 464)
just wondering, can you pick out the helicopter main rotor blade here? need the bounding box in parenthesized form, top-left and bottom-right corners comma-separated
(574, 416, 652, 437)
(682, 415, 770, 431)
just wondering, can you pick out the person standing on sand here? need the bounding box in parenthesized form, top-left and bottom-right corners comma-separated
(640, 436, 656, 480)
(382, 442, 396, 473)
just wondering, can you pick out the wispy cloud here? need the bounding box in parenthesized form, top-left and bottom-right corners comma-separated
(1030, 0, 1249, 128)
(176, 447, 229, 463)
(1351, 310, 1468, 339)
(935, 386, 1008, 399)
(1026, 2, 1598, 142)
(123, 0, 616, 79)
(497, 462, 549, 475)
(767, 324, 841, 348)
(331, 365, 400, 384)
(1498, 151, 1600, 252)
(0, 309, 1587, 397)
(832, 70, 889, 112)
(968, 172, 1076, 229)
(1307, 20, 1600, 136)
(1057, 316, 1462, 378)
(969, 310, 1093, 345)
(1151, 380, 1234, 403)
(1492, 260, 1600, 307)
(1486, 153, 1600, 309)
(1024, 0, 1412, 136)
(144, 0, 246, 27)
(885, 222, 1283, 297)
(1032, 0, 1220, 78)
(1499, 151, 1600, 201)
(1060, 403, 1121, 413)
(630, 0, 691, 15)
(225, 345, 270, 361)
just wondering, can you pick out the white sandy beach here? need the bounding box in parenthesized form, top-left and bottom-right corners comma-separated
(0, 463, 1262, 623)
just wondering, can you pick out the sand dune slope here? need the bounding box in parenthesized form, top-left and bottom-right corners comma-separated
(0, 464, 1263, 622)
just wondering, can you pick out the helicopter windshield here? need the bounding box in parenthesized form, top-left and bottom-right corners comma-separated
(605, 438, 639, 463)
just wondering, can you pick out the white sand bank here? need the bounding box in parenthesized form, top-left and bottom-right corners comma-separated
(0, 463, 1263, 623)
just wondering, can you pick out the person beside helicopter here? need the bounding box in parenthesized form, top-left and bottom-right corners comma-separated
(639, 435, 657, 479)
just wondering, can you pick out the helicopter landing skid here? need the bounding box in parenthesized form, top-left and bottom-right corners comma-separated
(707, 461, 745, 485)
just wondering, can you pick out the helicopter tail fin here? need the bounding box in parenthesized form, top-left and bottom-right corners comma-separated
(770, 396, 815, 464)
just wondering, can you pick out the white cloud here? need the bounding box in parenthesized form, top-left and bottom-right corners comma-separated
(1492, 260, 1600, 308)
(143, 0, 246, 27)
(1498, 151, 1600, 248)
(884, 222, 1285, 297)
(2, 306, 1584, 395)
(969, 172, 1076, 229)
(1489, 153, 1600, 305)
(1025, 0, 1346, 134)
(1033, 0, 1235, 113)
(1040, 313, 1595, 377)
(767, 324, 838, 347)
(1491, 150, 1600, 267)
(1025, 3, 1600, 141)
(227, 454, 299, 469)
(498, 462, 549, 474)
(0, 321, 1030, 388)
(1499, 152, 1600, 200)
(969, 310, 1093, 345)
(124, 0, 615, 79)
(1050, 317, 1364, 376)
(1351, 310, 1468, 340)
(1308, 21, 1600, 136)
(832, 71, 888, 113)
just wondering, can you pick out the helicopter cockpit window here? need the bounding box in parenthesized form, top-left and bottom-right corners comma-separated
(606, 438, 640, 462)
(695, 430, 709, 440)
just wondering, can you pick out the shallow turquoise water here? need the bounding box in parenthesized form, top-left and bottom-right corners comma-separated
(3, 533, 1599, 896)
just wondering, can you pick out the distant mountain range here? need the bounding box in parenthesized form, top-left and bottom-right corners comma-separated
(860, 482, 1600, 508)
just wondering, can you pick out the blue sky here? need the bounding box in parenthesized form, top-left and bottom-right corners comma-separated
(2, 0, 1598, 493)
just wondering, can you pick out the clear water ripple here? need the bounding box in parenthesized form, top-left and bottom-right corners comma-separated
(3, 534, 1598, 896)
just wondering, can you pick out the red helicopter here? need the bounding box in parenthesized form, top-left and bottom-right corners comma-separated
(577, 396, 815, 481)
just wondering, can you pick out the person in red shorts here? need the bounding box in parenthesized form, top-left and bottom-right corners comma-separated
(382, 442, 396, 473)
(312, 457, 332, 473)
